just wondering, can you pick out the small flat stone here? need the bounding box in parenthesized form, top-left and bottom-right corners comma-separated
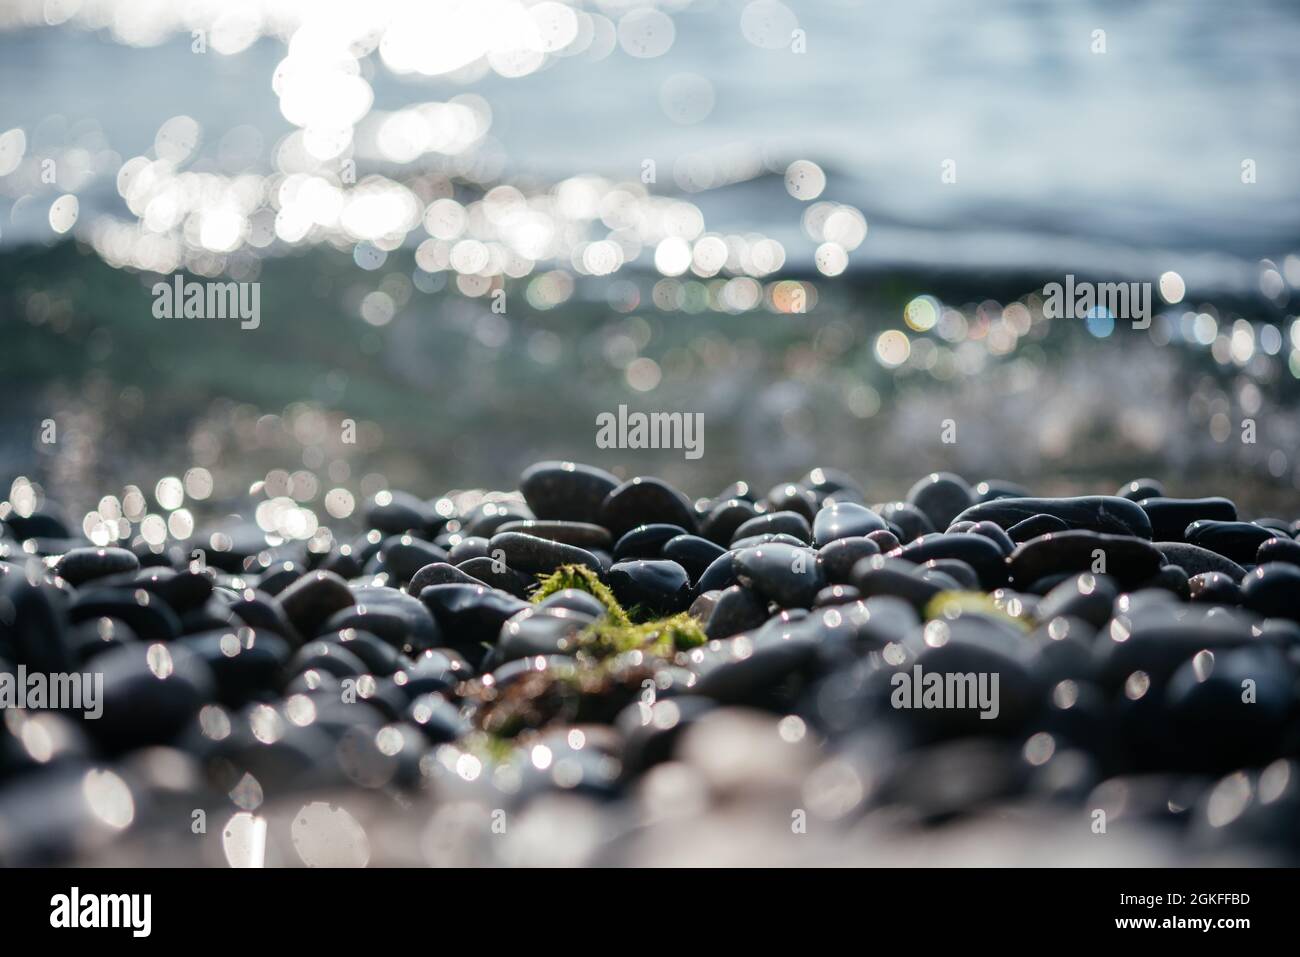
(487, 531, 601, 576)
(494, 520, 612, 551)
(1138, 497, 1238, 542)
(53, 547, 140, 586)
(953, 496, 1154, 539)
(1184, 521, 1275, 565)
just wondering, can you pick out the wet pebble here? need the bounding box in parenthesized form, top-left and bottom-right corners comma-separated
(732, 543, 824, 609)
(812, 502, 886, 547)
(661, 534, 726, 582)
(606, 560, 692, 617)
(520, 461, 620, 524)
(600, 477, 697, 538)
(52, 546, 139, 586)
(1184, 520, 1276, 565)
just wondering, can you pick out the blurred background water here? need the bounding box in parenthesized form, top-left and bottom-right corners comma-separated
(1, 0, 1298, 533)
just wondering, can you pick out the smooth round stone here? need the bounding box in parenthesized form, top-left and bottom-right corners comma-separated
(818, 535, 881, 584)
(732, 544, 824, 609)
(1117, 478, 1166, 501)
(69, 587, 182, 643)
(396, 650, 465, 698)
(1155, 542, 1247, 581)
(688, 620, 820, 705)
(974, 479, 1032, 503)
(1184, 520, 1275, 565)
(364, 490, 435, 536)
(700, 498, 759, 545)
(536, 588, 608, 618)
(906, 472, 975, 531)
(730, 533, 807, 550)
(88, 642, 216, 754)
(765, 483, 819, 521)
(1254, 518, 1294, 536)
(100, 568, 213, 615)
(487, 531, 601, 576)
(812, 502, 886, 547)
(288, 639, 370, 679)
(689, 590, 722, 623)
(406, 561, 482, 595)
(1136, 564, 1190, 598)
(1034, 573, 1118, 627)
(455, 557, 534, 599)
(915, 566, 965, 592)
(276, 570, 355, 639)
(921, 559, 979, 590)
(953, 496, 1153, 539)
(494, 520, 612, 551)
(176, 629, 290, 707)
(600, 477, 697, 538)
(613, 523, 688, 561)
(705, 584, 769, 640)
(1188, 572, 1243, 605)
(1257, 536, 1300, 567)
(1007, 513, 1070, 543)
(813, 584, 862, 608)
(447, 536, 490, 564)
(378, 535, 450, 582)
(1007, 531, 1163, 589)
(800, 467, 865, 501)
(851, 556, 949, 609)
(866, 529, 901, 553)
(228, 589, 304, 646)
(417, 584, 530, 660)
(661, 534, 726, 582)
(732, 511, 811, 545)
(329, 589, 441, 654)
(181, 595, 243, 634)
(407, 693, 469, 743)
(520, 460, 620, 524)
(694, 550, 739, 596)
(893, 533, 1009, 590)
(53, 547, 139, 587)
(496, 607, 592, 663)
(1241, 563, 1300, 621)
(1137, 497, 1237, 542)
(318, 544, 365, 579)
(320, 628, 404, 676)
(874, 502, 934, 544)
(606, 560, 692, 616)
(255, 560, 305, 595)
(967, 520, 1016, 556)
